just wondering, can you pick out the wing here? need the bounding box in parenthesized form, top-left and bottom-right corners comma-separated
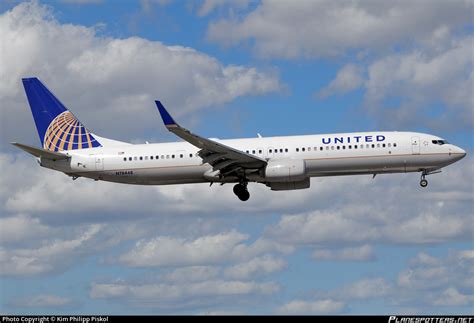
(155, 101, 266, 178)
(12, 142, 70, 160)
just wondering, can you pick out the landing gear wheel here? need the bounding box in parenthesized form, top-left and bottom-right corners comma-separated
(238, 190, 250, 201)
(233, 183, 250, 201)
(420, 179, 428, 187)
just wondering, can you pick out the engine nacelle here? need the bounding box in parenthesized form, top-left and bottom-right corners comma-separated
(264, 158, 306, 182)
(267, 178, 310, 191)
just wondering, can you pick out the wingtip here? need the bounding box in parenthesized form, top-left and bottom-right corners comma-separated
(155, 100, 177, 126)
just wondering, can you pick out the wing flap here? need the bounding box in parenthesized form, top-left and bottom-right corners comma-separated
(12, 142, 70, 160)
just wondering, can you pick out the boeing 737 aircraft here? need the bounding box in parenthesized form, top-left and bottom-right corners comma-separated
(13, 78, 466, 201)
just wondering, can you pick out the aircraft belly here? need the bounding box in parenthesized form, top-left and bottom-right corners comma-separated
(99, 164, 210, 185)
(305, 153, 450, 176)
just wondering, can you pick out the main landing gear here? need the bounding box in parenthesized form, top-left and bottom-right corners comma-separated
(233, 182, 250, 201)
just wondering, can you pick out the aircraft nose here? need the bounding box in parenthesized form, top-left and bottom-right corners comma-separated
(452, 146, 466, 160)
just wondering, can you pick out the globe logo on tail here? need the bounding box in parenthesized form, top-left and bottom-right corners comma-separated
(43, 111, 101, 151)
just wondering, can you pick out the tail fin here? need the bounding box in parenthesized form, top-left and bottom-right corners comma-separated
(22, 77, 102, 152)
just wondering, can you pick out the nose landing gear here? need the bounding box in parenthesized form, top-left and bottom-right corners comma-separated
(233, 182, 250, 201)
(420, 177, 428, 187)
(420, 170, 429, 187)
(419, 169, 441, 188)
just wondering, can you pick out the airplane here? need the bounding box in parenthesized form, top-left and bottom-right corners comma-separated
(13, 77, 466, 201)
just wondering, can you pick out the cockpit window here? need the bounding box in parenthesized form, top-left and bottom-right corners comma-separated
(432, 139, 449, 145)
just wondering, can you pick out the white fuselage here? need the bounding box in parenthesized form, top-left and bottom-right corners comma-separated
(40, 131, 466, 187)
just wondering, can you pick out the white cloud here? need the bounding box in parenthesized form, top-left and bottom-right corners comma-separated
(312, 245, 375, 262)
(395, 249, 474, 307)
(0, 224, 101, 276)
(334, 278, 392, 300)
(9, 294, 75, 308)
(118, 230, 291, 268)
(207, 0, 472, 59)
(0, 214, 50, 245)
(278, 299, 345, 314)
(282, 249, 473, 313)
(433, 287, 473, 307)
(318, 64, 364, 98)
(224, 255, 286, 280)
(0, 2, 282, 146)
(90, 279, 279, 309)
(362, 36, 473, 129)
(318, 36, 473, 130)
(119, 230, 249, 267)
(197, 0, 251, 17)
(161, 266, 220, 283)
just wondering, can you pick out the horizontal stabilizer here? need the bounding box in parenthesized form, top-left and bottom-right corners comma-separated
(11, 142, 70, 160)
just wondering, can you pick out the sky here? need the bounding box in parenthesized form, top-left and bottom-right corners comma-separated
(0, 0, 473, 315)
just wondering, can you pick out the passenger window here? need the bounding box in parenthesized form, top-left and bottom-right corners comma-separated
(166, 155, 170, 159)
(246, 150, 249, 153)
(388, 143, 391, 148)
(129, 157, 132, 161)
(189, 154, 193, 158)
(308, 147, 311, 151)
(252, 150, 255, 154)
(156, 156, 159, 159)
(337, 146, 340, 150)
(172, 155, 175, 159)
(302, 148, 305, 152)
(331, 146, 334, 150)
(259, 149, 263, 154)
(394, 143, 397, 147)
(320, 147, 323, 151)
(348, 145, 352, 149)
(145, 156, 148, 160)
(139, 156, 143, 160)
(285, 148, 288, 153)
(150, 156, 153, 160)
(382, 143, 386, 148)
(180, 154, 183, 158)
(280, 149, 283, 153)
(296, 148, 299, 152)
(161, 155, 164, 159)
(134, 157, 137, 161)
(269, 149, 273, 153)
(354, 145, 357, 149)
(371, 144, 375, 148)
(366, 144, 370, 148)
(123, 157, 127, 161)
(377, 144, 380, 148)
(342, 146, 345, 150)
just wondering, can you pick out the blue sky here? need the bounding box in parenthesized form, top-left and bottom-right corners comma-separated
(0, 0, 473, 315)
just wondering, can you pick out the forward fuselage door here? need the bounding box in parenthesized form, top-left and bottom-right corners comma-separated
(411, 136, 420, 155)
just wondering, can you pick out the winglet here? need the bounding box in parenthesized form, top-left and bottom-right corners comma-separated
(155, 100, 177, 127)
